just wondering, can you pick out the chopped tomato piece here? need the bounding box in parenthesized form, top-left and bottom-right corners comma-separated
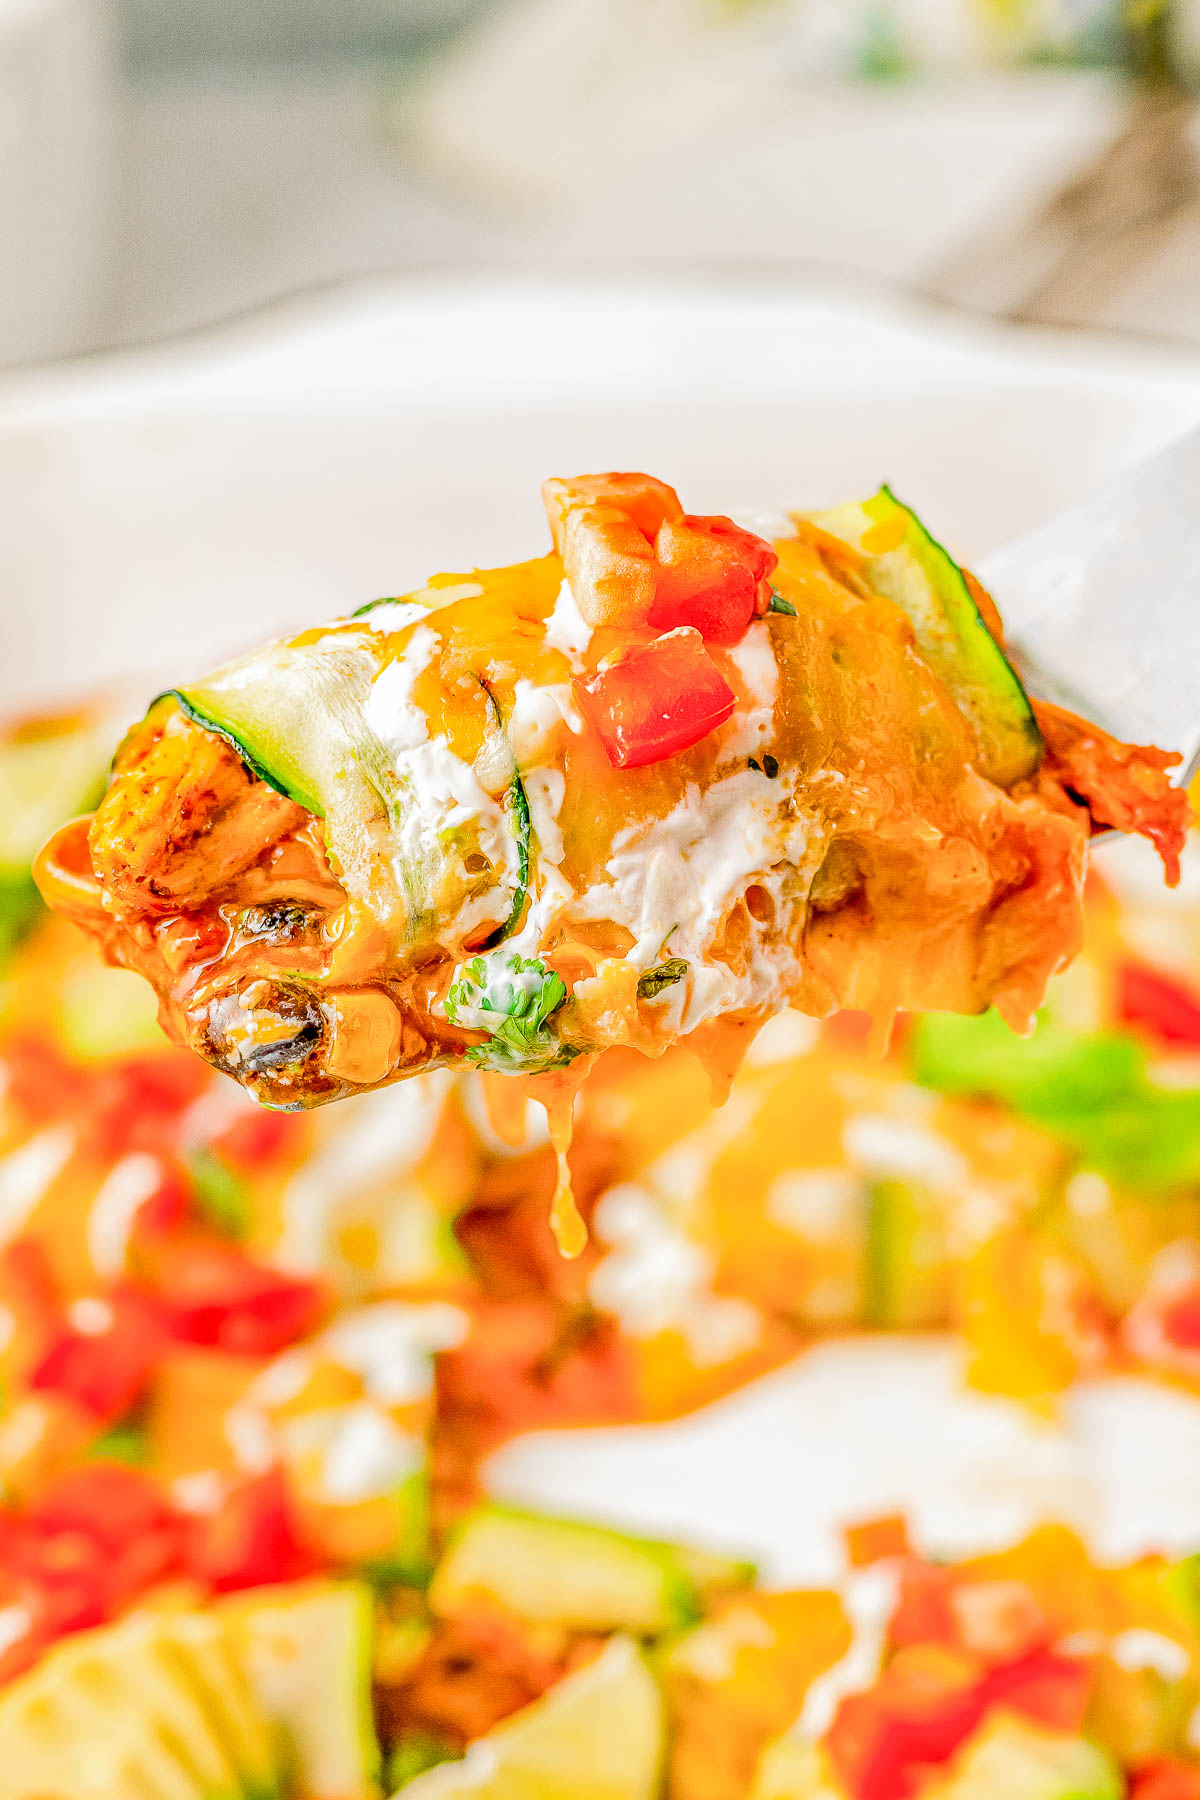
(1158, 1285, 1200, 1351)
(979, 1647, 1092, 1732)
(143, 1232, 329, 1354)
(0, 1031, 91, 1126)
(10, 1465, 183, 1631)
(0, 1239, 60, 1367)
(826, 1641, 1094, 1800)
(826, 1644, 983, 1800)
(89, 1051, 209, 1160)
(650, 515, 778, 644)
(577, 628, 736, 771)
(216, 1107, 303, 1169)
(31, 1286, 167, 1421)
(130, 1165, 193, 1241)
(186, 1468, 320, 1592)
(1132, 1761, 1200, 1800)
(844, 1513, 912, 1569)
(890, 1560, 958, 1648)
(1117, 959, 1200, 1048)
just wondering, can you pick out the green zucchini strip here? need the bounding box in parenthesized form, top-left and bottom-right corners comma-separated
(478, 681, 532, 951)
(810, 486, 1043, 789)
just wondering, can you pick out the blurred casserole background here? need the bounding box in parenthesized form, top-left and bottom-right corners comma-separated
(6, 0, 1200, 367)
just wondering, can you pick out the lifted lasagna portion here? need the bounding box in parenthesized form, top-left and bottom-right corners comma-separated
(39, 473, 1186, 1120)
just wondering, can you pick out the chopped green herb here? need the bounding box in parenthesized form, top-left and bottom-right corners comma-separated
(445, 951, 571, 1073)
(762, 754, 779, 779)
(0, 870, 44, 973)
(351, 596, 401, 618)
(748, 758, 761, 772)
(638, 957, 689, 999)
(387, 1734, 460, 1788)
(187, 1146, 250, 1240)
(767, 589, 797, 617)
(912, 1007, 1200, 1193)
(88, 1415, 150, 1466)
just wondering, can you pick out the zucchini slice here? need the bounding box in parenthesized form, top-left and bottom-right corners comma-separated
(173, 635, 391, 822)
(810, 487, 1043, 788)
(216, 1579, 381, 1800)
(427, 1505, 712, 1636)
(173, 627, 533, 953)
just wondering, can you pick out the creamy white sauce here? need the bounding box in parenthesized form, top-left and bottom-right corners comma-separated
(178, 1080, 261, 1150)
(795, 1565, 899, 1738)
(589, 1179, 762, 1367)
(224, 1402, 276, 1476)
(730, 505, 798, 541)
(360, 586, 482, 634)
(277, 1074, 452, 1273)
(0, 1125, 75, 1244)
(508, 678, 580, 763)
(67, 1296, 115, 1335)
(366, 626, 518, 944)
(1110, 1628, 1190, 1681)
(543, 578, 593, 666)
(842, 1113, 968, 1191)
(744, 1011, 822, 1067)
(320, 1299, 468, 1407)
(171, 1470, 227, 1516)
(365, 626, 438, 753)
(766, 1169, 863, 1244)
(0, 1606, 34, 1660)
(278, 1402, 424, 1505)
(575, 767, 818, 1032)
(87, 1152, 163, 1278)
(722, 622, 778, 761)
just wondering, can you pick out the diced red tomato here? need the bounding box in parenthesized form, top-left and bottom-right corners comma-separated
(0, 1032, 91, 1126)
(216, 1107, 303, 1170)
(1132, 1760, 1200, 1800)
(979, 1647, 1092, 1732)
(7, 1465, 183, 1636)
(185, 1468, 320, 1593)
(844, 1513, 913, 1569)
(1117, 959, 1200, 1048)
(1159, 1285, 1200, 1353)
(435, 1299, 637, 1454)
(30, 1286, 167, 1422)
(649, 515, 778, 644)
(577, 628, 736, 771)
(890, 1560, 958, 1649)
(130, 1165, 193, 1242)
(88, 1052, 209, 1161)
(826, 1644, 984, 1800)
(825, 1642, 1094, 1800)
(0, 1239, 60, 1366)
(143, 1232, 328, 1355)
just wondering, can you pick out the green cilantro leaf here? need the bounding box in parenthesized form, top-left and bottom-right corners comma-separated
(637, 958, 689, 999)
(445, 951, 571, 1073)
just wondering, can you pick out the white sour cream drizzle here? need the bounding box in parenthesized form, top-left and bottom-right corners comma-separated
(277, 1074, 453, 1273)
(87, 1152, 164, 1278)
(542, 578, 593, 667)
(0, 1125, 75, 1244)
(576, 765, 818, 1033)
(364, 626, 518, 943)
(588, 1099, 764, 1367)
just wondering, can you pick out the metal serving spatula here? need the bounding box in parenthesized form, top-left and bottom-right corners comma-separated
(978, 424, 1200, 782)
